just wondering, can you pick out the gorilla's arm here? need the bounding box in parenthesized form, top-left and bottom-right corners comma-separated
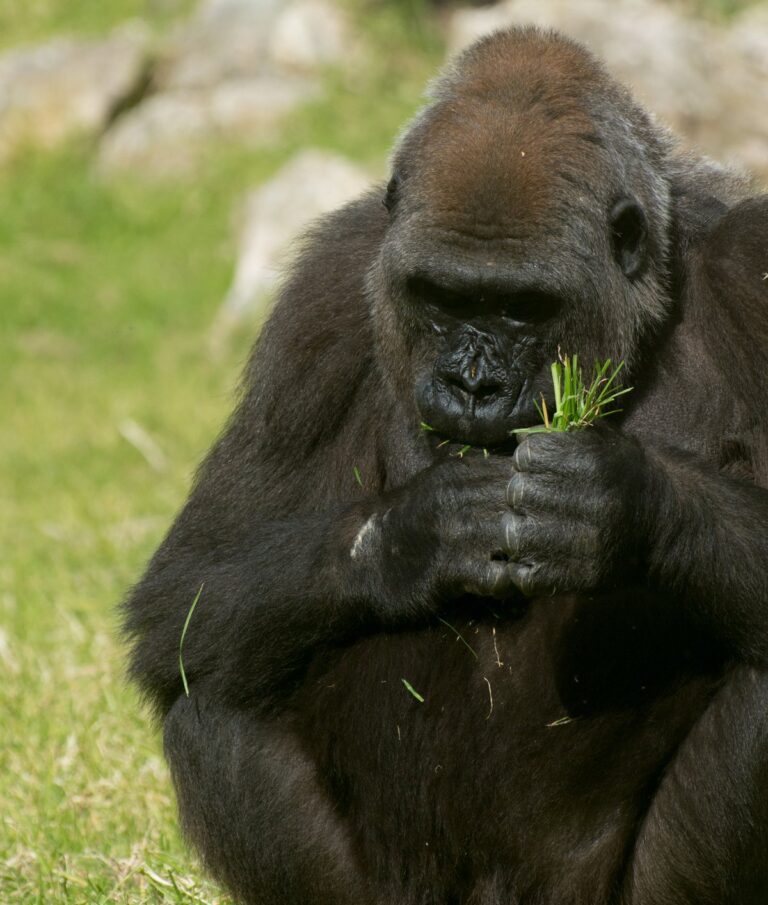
(505, 197, 768, 664)
(506, 426, 768, 663)
(645, 446, 768, 661)
(631, 196, 768, 661)
(123, 195, 514, 714)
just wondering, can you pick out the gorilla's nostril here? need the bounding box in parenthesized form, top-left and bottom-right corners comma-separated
(473, 382, 500, 400)
(447, 370, 501, 399)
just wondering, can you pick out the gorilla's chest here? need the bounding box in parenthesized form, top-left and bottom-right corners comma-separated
(300, 592, 723, 898)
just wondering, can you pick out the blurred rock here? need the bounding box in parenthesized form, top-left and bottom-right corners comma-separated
(157, 0, 283, 90)
(211, 149, 370, 345)
(0, 24, 149, 164)
(99, 0, 351, 175)
(98, 76, 316, 175)
(446, 0, 768, 182)
(269, 0, 349, 70)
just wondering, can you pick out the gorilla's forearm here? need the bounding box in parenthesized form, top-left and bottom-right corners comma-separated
(644, 447, 768, 662)
(125, 455, 521, 712)
(125, 503, 410, 712)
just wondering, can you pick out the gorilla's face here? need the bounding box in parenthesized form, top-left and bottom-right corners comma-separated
(384, 245, 565, 447)
(372, 68, 670, 448)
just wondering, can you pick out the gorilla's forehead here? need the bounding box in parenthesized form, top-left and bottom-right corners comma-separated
(434, 25, 609, 113)
(396, 28, 621, 240)
(409, 100, 607, 239)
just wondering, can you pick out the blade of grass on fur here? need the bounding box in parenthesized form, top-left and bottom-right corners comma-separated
(179, 583, 204, 697)
(437, 616, 479, 659)
(402, 678, 425, 703)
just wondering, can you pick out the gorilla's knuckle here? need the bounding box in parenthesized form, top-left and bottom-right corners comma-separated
(514, 437, 546, 472)
(511, 562, 544, 598)
(503, 512, 526, 556)
(506, 473, 527, 510)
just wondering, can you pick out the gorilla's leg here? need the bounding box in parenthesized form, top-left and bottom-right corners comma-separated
(163, 695, 371, 905)
(625, 667, 768, 905)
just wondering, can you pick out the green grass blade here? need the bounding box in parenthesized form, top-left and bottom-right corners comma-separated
(402, 678, 425, 703)
(510, 354, 632, 435)
(551, 361, 562, 415)
(437, 616, 479, 659)
(179, 583, 204, 697)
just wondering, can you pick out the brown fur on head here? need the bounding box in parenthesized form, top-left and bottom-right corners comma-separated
(369, 27, 676, 447)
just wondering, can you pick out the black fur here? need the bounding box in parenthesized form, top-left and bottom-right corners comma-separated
(124, 28, 768, 905)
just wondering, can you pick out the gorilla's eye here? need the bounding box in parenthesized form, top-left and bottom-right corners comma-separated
(407, 275, 561, 324)
(504, 291, 562, 324)
(408, 276, 471, 313)
(610, 197, 648, 280)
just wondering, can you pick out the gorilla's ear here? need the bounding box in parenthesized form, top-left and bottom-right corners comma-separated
(610, 197, 648, 279)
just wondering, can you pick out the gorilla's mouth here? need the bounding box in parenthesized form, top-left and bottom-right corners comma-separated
(416, 374, 539, 448)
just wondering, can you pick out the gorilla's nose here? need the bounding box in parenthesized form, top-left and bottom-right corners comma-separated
(445, 356, 501, 399)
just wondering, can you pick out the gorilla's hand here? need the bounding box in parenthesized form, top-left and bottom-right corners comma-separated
(380, 457, 519, 610)
(503, 428, 648, 596)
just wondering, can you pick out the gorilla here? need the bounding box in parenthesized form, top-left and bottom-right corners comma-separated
(124, 26, 768, 905)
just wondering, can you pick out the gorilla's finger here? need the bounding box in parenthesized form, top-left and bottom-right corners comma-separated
(501, 512, 558, 560)
(512, 437, 535, 473)
(461, 560, 515, 599)
(505, 471, 527, 510)
(506, 471, 566, 515)
(508, 561, 549, 598)
(503, 511, 526, 556)
(512, 433, 572, 475)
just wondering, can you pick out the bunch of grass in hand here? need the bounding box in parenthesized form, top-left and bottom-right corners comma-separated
(513, 355, 631, 435)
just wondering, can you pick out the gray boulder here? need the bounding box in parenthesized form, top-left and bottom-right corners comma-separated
(98, 77, 316, 175)
(156, 0, 283, 91)
(269, 0, 350, 70)
(211, 149, 370, 344)
(99, 0, 350, 175)
(0, 24, 149, 164)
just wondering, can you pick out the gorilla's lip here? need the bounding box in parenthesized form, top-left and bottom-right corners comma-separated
(416, 377, 538, 449)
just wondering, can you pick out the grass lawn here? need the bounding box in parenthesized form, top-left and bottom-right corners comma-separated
(1, 0, 760, 900)
(0, 3, 441, 901)
(0, 0, 196, 50)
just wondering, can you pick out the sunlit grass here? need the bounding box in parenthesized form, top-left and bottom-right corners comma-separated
(0, 2, 441, 900)
(0, 0, 196, 49)
(513, 355, 632, 435)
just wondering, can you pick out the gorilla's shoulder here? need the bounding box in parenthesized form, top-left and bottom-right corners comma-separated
(703, 195, 768, 275)
(248, 188, 387, 380)
(273, 188, 386, 334)
(237, 189, 388, 451)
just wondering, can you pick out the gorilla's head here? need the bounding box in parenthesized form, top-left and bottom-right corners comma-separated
(370, 27, 674, 447)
